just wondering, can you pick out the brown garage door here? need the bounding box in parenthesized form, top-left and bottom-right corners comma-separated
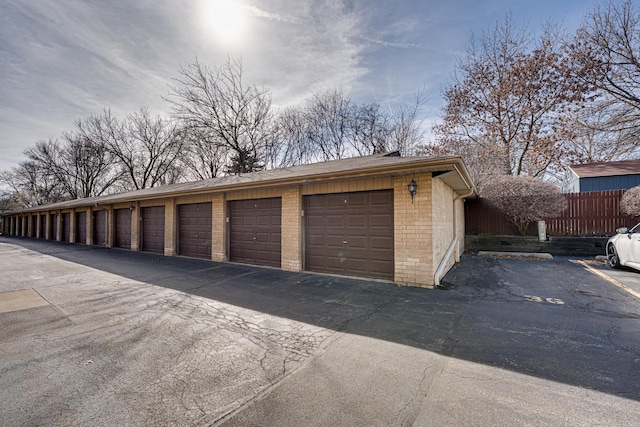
(304, 190, 394, 280)
(94, 210, 107, 246)
(31, 216, 37, 238)
(76, 211, 87, 245)
(40, 215, 46, 239)
(141, 206, 165, 254)
(51, 214, 58, 240)
(62, 213, 71, 242)
(114, 208, 132, 249)
(229, 198, 281, 267)
(178, 203, 212, 259)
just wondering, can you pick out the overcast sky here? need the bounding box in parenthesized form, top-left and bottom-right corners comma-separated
(0, 0, 600, 172)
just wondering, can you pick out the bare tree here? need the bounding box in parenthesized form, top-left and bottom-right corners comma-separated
(621, 185, 640, 217)
(122, 108, 185, 189)
(271, 107, 314, 167)
(303, 89, 353, 161)
(431, 15, 586, 185)
(0, 188, 20, 213)
(273, 89, 426, 166)
(0, 157, 66, 208)
(180, 127, 230, 180)
(569, 0, 640, 163)
(83, 108, 185, 190)
(559, 99, 640, 166)
(167, 57, 274, 174)
(59, 128, 120, 199)
(350, 102, 391, 156)
(575, 0, 640, 113)
(387, 89, 428, 156)
(480, 175, 567, 235)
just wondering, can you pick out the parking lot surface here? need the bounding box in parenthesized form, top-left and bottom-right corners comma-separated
(1, 237, 639, 426)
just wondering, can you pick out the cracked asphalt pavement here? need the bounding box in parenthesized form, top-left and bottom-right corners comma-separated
(1, 237, 640, 426)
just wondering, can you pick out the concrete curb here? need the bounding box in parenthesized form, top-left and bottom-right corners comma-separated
(478, 251, 553, 260)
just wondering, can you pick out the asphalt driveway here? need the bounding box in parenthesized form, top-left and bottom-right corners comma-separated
(1, 236, 639, 426)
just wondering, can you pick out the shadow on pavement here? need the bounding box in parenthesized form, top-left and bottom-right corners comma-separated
(3, 236, 640, 402)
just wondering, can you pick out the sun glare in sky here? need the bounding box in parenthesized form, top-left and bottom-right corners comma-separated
(200, 0, 248, 45)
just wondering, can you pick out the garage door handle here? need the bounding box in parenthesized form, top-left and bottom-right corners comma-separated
(253, 237, 257, 240)
(343, 240, 348, 244)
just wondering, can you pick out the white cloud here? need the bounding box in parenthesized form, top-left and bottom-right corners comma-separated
(0, 0, 599, 173)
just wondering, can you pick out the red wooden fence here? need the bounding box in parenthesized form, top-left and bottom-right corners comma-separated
(465, 190, 638, 237)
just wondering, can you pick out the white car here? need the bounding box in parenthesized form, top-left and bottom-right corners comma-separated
(607, 223, 640, 272)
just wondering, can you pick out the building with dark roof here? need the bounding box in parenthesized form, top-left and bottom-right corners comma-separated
(562, 159, 640, 193)
(1, 152, 476, 288)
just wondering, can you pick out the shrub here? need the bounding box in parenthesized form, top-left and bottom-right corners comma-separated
(480, 175, 567, 235)
(621, 185, 640, 217)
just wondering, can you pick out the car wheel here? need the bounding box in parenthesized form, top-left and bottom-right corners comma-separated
(607, 244, 621, 269)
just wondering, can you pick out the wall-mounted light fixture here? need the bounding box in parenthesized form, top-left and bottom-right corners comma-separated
(129, 205, 135, 212)
(407, 179, 417, 204)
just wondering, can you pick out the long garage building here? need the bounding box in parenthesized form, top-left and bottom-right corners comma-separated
(1, 153, 476, 288)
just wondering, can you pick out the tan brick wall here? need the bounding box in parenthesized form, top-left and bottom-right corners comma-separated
(86, 208, 93, 245)
(139, 199, 168, 208)
(393, 173, 434, 288)
(56, 212, 63, 241)
(211, 193, 226, 262)
(175, 194, 214, 205)
(227, 188, 282, 201)
(70, 210, 77, 243)
(164, 198, 176, 256)
(281, 185, 302, 272)
(454, 197, 465, 259)
(130, 202, 140, 251)
(106, 207, 113, 248)
(431, 177, 456, 277)
(300, 176, 392, 195)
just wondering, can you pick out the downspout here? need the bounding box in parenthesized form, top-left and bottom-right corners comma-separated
(434, 188, 475, 288)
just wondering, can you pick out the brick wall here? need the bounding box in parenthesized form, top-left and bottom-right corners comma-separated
(393, 173, 434, 288)
(432, 177, 456, 276)
(164, 198, 176, 256)
(281, 186, 302, 272)
(454, 197, 465, 258)
(301, 177, 392, 195)
(211, 194, 226, 262)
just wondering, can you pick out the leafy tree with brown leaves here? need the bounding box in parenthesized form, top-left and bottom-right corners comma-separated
(621, 185, 640, 217)
(429, 14, 586, 186)
(480, 175, 567, 235)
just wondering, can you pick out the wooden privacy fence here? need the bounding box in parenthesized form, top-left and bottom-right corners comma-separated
(465, 190, 639, 237)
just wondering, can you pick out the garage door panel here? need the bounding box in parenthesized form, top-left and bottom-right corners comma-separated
(93, 211, 107, 246)
(370, 214, 392, 227)
(114, 208, 132, 249)
(76, 211, 87, 244)
(142, 206, 164, 254)
(62, 213, 71, 243)
(371, 236, 394, 249)
(178, 203, 212, 259)
(229, 198, 281, 268)
(40, 215, 46, 239)
(347, 236, 367, 248)
(347, 215, 367, 228)
(51, 214, 58, 240)
(370, 191, 393, 205)
(305, 190, 393, 280)
(347, 193, 367, 206)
